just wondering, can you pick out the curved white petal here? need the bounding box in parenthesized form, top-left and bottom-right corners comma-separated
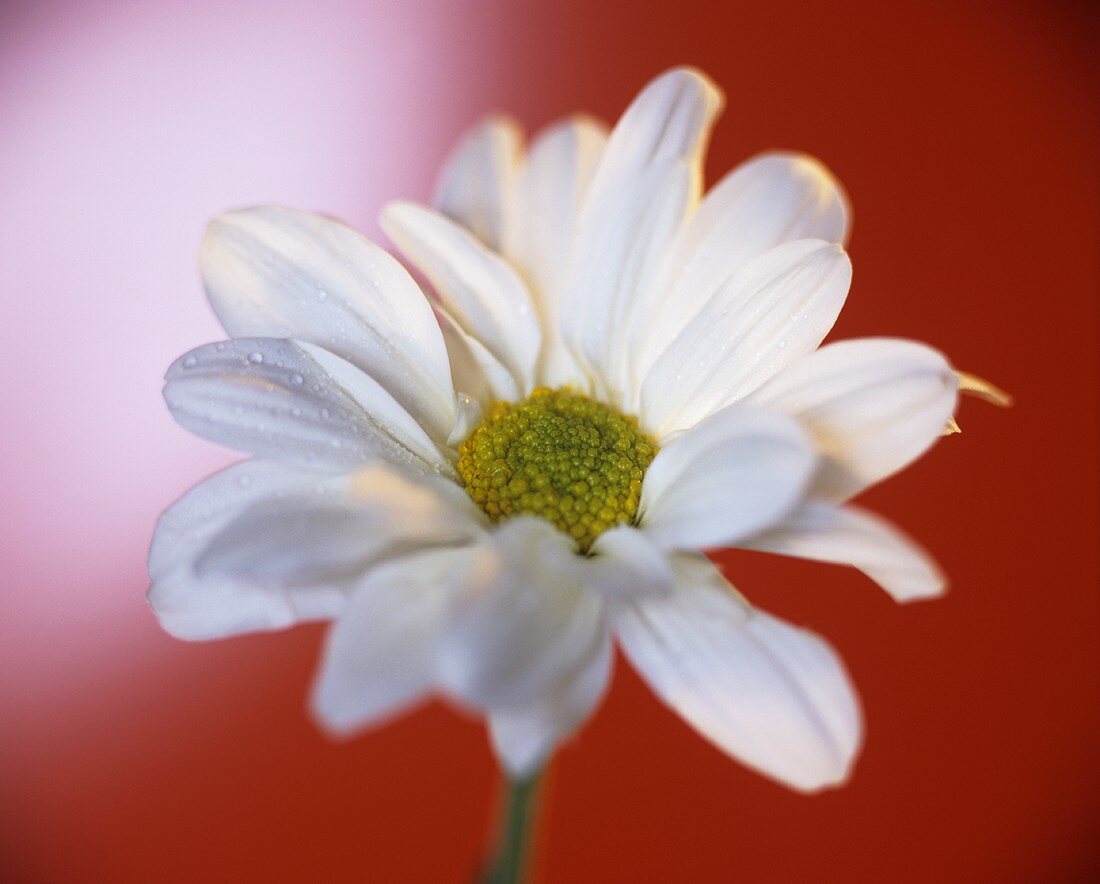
(436, 307, 521, 405)
(586, 525, 675, 599)
(437, 309, 493, 405)
(148, 460, 348, 640)
(743, 502, 945, 602)
(148, 464, 482, 641)
(639, 406, 816, 551)
(200, 206, 457, 443)
(640, 240, 851, 437)
(560, 68, 723, 404)
(164, 338, 451, 475)
(612, 555, 862, 792)
(434, 116, 522, 251)
(633, 152, 850, 378)
(438, 518, 607, 710)
(747, 338, 958, 501)
(194, 466, 484, 589)
(381, 201, 541, 396)
(311, 547, 473, 735)
(488, 629, 612, 777)
(506, 116, 608, 388)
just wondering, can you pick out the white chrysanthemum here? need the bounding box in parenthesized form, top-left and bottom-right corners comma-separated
(150, 68, 961, 792)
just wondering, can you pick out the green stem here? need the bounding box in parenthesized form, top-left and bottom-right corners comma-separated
(482, 769, 545, 884)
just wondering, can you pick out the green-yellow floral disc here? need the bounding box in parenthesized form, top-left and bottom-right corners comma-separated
(456, 388, 658, 552)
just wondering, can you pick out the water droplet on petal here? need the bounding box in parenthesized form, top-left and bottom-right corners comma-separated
(248, 352, 264, 364)
(182, 356, 197, 368)
(290, 373, 304, 385)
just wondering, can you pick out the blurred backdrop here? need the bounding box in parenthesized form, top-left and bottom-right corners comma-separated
(1, 0, 1097, 881)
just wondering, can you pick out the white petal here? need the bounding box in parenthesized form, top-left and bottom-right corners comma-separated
(639, 406, 815, 551)
(311, 547, 472, 735)
(438, 518, 606, 710)
(489, 630, 612, 777)
(586, 525, 675, 598)
(747, 338, 958, 500)
(164, 338, 451, 475)
(506, 116, 608, 388)
(381, 201, 542, 396)
(633, 152, 850, 378)
(148, 460, 348, 640)
(434, 116, 522, 251)
(639, 240, 851, 437)
(560, 68, 723, 403)
(195, 465, 484, 589)
(612, 555, 862, 792)
(436, 307, 521, 405)
(200, 206, 456, 442)
(438, 310, 490, 404)
(584, 67, 722, 195)
(743, 502, 945, 602)
(149, 464, 482, 641)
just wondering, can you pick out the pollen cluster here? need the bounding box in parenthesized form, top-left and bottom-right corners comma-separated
(456, 388, 658, 552)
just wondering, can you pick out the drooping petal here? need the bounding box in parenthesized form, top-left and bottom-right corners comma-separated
(747, 338, 958, 501)
(633, 151, 850, 379)
(164, 338, 451, 475)
(486, 528, 674, 773)
(311, 547, 472, 735)
(639, 240, 851, 437)
(586, 525, 675, 598)
(194, 466, 484, 589)
(148, 460, 347, 640)
(148, 464, 482, 641)
(381, 201, 542, 396)
(488, 630, 613, 777)
(200, 206, 457, 442)
(506, 116, 608, 388)
(438, 518, 607, 710)
(639, 405, 816, 551)
(559, 67, 724, 404)
(743, 502, 945, 602)
(612, 555, 862, 792)
(434, 116, 523, 251)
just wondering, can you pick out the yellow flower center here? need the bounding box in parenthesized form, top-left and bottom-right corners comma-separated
(456, 388, 658, 552)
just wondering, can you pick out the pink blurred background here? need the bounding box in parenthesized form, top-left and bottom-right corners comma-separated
(2, 1, 1097, 881)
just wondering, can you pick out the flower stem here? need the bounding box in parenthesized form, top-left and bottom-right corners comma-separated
(482, 769, 545, 884)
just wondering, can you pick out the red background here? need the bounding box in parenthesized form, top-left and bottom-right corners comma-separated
(2, 1, 1098, 881)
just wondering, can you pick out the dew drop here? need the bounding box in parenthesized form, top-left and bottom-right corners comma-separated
(182, 356, 197, 368)
(290, 373, 304, 385)
(248, 352, 264, 364)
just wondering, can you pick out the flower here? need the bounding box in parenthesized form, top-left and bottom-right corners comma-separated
(149, 67, 963, 793)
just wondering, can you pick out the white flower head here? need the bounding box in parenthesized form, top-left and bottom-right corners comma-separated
(150, 67, 963, 793)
